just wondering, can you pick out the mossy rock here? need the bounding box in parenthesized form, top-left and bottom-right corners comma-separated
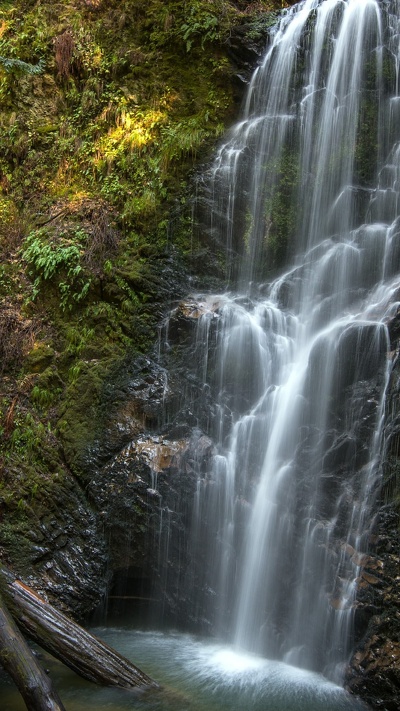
(24, 343, 55, 373)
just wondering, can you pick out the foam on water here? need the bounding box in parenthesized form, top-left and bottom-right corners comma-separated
(73, 629, 369, 711)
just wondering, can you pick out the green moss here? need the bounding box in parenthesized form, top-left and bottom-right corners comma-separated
(0, 520, 36, 568)
(355, 94, 379, 187)
(24, 343, 55, 373)
(58, 357, 114, 471)
(30, 366, 64, 410)
(263, 146, 300, 269)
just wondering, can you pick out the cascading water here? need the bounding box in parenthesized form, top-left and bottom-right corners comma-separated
(159, 0, 400, 686)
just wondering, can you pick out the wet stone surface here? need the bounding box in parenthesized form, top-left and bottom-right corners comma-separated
(346, 341, 400, 709)
(345, 506, 400, 711)
(78, 347, 218, 624)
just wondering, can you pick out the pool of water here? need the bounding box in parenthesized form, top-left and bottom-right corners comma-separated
(0, 629, 369, 711)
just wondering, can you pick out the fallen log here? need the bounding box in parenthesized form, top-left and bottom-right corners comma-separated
(0, 592, 66, 711)
(0, 567, 158, 691)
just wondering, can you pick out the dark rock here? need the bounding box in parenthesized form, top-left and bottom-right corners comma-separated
(346, 504, 400, 708)
(7, 479, 108, 621)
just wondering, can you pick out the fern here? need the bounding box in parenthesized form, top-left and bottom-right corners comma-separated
(0, 56, 45, 75)
(22, 229, 91, 311)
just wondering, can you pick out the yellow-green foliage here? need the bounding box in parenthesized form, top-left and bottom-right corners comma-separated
(0, 1, 235, 223)
(0, 196, 18, 243)
(0, 1, 291, 233)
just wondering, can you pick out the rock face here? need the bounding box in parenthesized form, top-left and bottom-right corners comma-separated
(345, 318, 400, 709)
(79, 346, 218, 625)
(68, 295, 227, 628)
(0, 471, 108, 621)
(345, 506, 400, 710)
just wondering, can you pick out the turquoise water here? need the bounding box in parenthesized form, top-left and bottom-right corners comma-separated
(0, 629, 369, 711)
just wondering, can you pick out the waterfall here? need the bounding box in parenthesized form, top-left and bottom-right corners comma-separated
(159, 0, 400, 686)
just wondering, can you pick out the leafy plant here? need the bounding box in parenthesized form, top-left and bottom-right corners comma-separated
(149, 0, 231, 53)
(68, 362, 81, 384)
(179, 8, 220, 52)
(22, 228, 92, 311)
(0, 55, 45, 74)
(8, 409, 46, 456)
(65, 325, 95, 357)
(30, 384, 61, 410)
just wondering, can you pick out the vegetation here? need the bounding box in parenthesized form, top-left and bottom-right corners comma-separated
(0, 0, 295, 579)
(263, 146, 299, 267)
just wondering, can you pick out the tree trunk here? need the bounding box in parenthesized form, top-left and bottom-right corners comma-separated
(0, 568, 158, 691)
(0, 592, 66, 711)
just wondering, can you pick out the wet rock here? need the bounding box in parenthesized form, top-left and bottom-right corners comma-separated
(165, 297, 221, 346)
(84, 418, 215, 623)
(3, 477, 108, 620)
(136, 437, 189, 473)
(345, 506, 400, 710)
(347, 316, 400, 707)
(322, 436, 357, 473)
(225, 15, 278, 86)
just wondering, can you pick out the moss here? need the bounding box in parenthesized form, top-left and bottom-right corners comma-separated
(0, 520, 36, 568)
(354, 96, 379, 187)
(57, 356, 115, 471)
(24, 342, 55, 373)
(263, 145, 300, 270)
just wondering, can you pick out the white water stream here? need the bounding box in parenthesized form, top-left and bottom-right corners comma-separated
(164, 0, 400, 685)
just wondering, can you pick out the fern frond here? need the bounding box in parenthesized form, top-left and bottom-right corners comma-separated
(0, 56, 45, 75)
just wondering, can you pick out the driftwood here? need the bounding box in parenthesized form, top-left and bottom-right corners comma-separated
(0, 567, 158, 691)
(0, 591, 66, 711)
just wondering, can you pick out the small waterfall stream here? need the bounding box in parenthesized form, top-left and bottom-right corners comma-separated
(159, 0, 400, 686)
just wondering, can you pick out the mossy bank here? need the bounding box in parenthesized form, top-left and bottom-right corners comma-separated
(0, 0, 295, 612)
